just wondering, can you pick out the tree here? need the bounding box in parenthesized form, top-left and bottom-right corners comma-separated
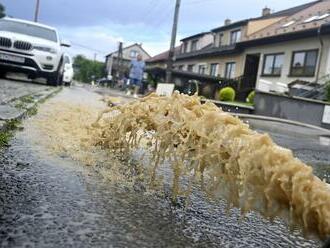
(0, 4, 5, 18)
(73, 55, 105, 83)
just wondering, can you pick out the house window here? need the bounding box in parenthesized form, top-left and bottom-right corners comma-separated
(178, 65, 184, 70)
(218, 33, 224, 47)
(230, 30, 241, 45)
(318, 13, 330, 20)
(225, 62, 236, 79)
(262, 53, 284, 76)
(63, 55, 71, 64)
(304, 16, 319, 23)
(290, 49, 318, 77)
(182, 42, 188, 53)
(304, 14, 330, 23)
(282, 20, 295, 28)
(187, 64, 195, 72)
(130, 50, 138, 58)
(198, 65, 206, 74)
(191, 39, 198, 51)
(210, 63, 218, 76)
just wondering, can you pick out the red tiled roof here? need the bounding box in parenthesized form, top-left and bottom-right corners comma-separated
(146, 46, 181, 63)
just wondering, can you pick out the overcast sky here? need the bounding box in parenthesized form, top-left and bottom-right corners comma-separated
(1, 0, 312, 60)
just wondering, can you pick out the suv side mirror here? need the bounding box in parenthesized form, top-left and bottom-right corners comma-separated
(61, 40, 71, 47)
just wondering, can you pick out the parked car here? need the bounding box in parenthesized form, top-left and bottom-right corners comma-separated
(0, 17, 70, 86)
(96, 77, 112, 87)
(62, 53, 73, 86)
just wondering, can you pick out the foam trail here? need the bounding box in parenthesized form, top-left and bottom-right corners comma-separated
(91, 92, 330, 238)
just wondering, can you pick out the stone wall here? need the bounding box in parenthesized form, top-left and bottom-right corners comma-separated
(254, 91, 330, 129)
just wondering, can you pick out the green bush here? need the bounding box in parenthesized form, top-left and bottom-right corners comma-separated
(326, 83, 330, 102)
(219, 87, 236, 101)
(247, 90, 255, 104)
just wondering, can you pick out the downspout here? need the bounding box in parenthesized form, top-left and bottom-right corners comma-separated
(316, 24, 325, 83)
(211, 32, 216, 48)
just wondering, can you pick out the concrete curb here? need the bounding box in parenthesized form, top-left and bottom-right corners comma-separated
(235, 113, 330, 136)
(0, 87, 62, 131)
(83, 87, 330, 135)
(201, 99, 255, 110)
(92, 87, 139, 100)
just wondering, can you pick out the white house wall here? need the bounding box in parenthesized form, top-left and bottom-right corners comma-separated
(244, 36, 330, 89)
(106, 44, 151, 76)
(111, 45, 150, 61)
(122, 46, 150, 61)
(174, 54, 244, 78)
(182, 33, 214, 53)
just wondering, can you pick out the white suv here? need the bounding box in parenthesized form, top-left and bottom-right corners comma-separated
(63, 53, 74, 86)
(0, 17, 70, 86)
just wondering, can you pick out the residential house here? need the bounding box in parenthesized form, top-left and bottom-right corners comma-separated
(175, 2, 322, 89)
(147, 0, 330, 99)
(180, 32, 214, 55)
(145, 46, 181, 83)
(105, 43, 151, 78)
(241, 0, 330, 92)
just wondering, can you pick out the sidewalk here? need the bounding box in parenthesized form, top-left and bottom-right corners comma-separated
(0, 79, 51, 105)
(0, 79, 61, 130)
(89, 86, 138, 105)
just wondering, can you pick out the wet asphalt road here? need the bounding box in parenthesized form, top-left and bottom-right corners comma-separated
(0, 85, 329, 247)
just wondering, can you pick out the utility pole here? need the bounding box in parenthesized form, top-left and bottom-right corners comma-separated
(165, 0, 181, 83)
(34, 0, 40, 22)
(116, 42, 123, 80)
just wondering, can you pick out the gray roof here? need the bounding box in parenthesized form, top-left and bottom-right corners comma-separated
(180, 32, 212, 42)
(105, 43, 151, 58)
(211, 0, 320, 33)
(176, 44, 240, 61)
(262, 0, 320, 18)
(178, 1, 321, 43)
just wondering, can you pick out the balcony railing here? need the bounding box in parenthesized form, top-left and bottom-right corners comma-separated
(176, 44, 238, 60)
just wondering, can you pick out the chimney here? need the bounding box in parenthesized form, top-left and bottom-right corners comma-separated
(262, 7, 271, 16)
(224, 19, 231, 26)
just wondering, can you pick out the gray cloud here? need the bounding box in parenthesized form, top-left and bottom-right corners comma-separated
(1, 0, 313, 59)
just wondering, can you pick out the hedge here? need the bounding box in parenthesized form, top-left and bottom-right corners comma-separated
(219, 87, 236, 101)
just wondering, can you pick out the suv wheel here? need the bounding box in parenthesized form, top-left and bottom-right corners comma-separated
(0, 70, 6, 79)
(47, 71, 63, 86)
(47, 59, 64, 86)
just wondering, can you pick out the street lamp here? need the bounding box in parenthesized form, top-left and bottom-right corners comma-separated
(34, 0, 40, 22)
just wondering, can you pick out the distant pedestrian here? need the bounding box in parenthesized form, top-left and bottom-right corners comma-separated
(128, 54, 145, 98)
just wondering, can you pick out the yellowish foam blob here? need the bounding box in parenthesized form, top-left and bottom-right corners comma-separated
(91, 92, 330, 237)
(29, 90, 330, 238)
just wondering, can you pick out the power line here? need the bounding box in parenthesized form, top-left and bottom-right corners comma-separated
(140, 0, 166, 26)
(70, 42, 108, 55)
(142, 1, 174, 37)
(187, 0, 218, 5)
(150, 4, 173, 29)
(128, 0, 173, 52)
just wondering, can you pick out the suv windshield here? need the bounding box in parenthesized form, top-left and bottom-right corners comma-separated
(0, 19, 58, 42)
(64, 55, 71, 64)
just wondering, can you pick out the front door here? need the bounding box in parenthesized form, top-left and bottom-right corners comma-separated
(243, 54, 260, 88)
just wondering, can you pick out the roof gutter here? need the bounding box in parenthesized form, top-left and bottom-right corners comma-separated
(316, 23, 325, 84)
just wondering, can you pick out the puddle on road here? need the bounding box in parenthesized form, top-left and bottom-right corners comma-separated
(19, 87, 326, 247)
